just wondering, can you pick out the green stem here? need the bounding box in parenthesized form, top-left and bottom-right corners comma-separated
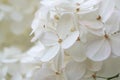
(107, 73, 119, 80)
(96, 73, 120, 80)
(96, 76, 107, 79)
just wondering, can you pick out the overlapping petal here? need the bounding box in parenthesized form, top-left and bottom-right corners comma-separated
(64, 60, 86, 80)
(40, 44, 60, 62)
(86, 38, 111, 61)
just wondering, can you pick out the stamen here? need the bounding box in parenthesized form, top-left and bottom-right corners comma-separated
(96, 15, 101, 20)
(104, 34, 109, 39)
(54, 15, 60, 20)
(104, 31, 109, 39)
(55, 72, 60, 75)
(92, 73, 97, 80)
(76, 8, 80, 12)
(70, 27, 75, 32)
(43, 25, 45, 28)
(77, 37, 80, 41)
(58, 39, 63, 43)
(113, 30, 120, 34)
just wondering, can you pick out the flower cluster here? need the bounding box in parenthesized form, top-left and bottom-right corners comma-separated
(31, 0, 120, 80)
(0, 0, 120, 80)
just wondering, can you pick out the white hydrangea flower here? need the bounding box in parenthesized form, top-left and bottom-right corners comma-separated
(66, 41, 87, 62)
(39, 30, 79, 62)
(33, 64, 65, 80)
(99, 0, 115, 23)
(31, 0, 101, 35)
(33, 58, 103, 80)
(64, 59, 103, 80)
(31, 0, 120, 79)
(86, 12, 120, 61)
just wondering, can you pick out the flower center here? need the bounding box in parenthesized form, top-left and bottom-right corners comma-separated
(76, 8, 80, 12)
(70, 27, 75, 32)
(54, 15, 60, 20)
(104, 34, 109, 39)
(75, 2, 80, 13)
(58, 39, 63, 43)
(96, 15, 101, 20)
(77, 37, 80, 41)
(55, 72, 60, 75)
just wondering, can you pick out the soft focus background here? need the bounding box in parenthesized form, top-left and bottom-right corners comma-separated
(0, 1, 40, 80)
(0, 0, 40, 51)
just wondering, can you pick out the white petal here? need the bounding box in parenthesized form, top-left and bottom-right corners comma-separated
(57, 14, 73, 39)
(7, 63, 21, 75)
(41, 32, 58, 46)
(26, 42, 45, 56)
(21, 42, 45, 63)
(86, 59, 103, 71)
(97, 57, 120, 78)
(83, 20, 104, 36)
(33, 66, 55, 80)
(80, 0, 101, 9)
(81, 20, 103, 30)
(31, 6, 49, 33)
(99, 0, 115, 22)
(44, 75, 58, 80)
(83, 70, 94, 79)
(105, 11, 120, 34)
(53, 49, 64, 72)
(31, 28, 44, 42)
(86, 38, 111, 61)
(62, 31, 79, 49)
(110, 34, 120, 56)
(116, 0, 120, 9)
(10, 11, 23, 22)
(1, 66, 8, 76)
(20, 55, 37, 63)
(64, 60, 86, 80)
(41, 44, 60, 62)
(1, 59, 18, 63)
(11, 74, 22, 80)
(66, 41, 87, 62)
(79, 0, 101, 14)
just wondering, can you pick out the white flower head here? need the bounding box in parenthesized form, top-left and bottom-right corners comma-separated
(31, 0, 120, 79)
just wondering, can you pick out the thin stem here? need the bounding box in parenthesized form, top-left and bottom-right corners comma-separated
(96, 73, 120, 80)
(107, 73, 119, 80)
(96, 76, 107, 79)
